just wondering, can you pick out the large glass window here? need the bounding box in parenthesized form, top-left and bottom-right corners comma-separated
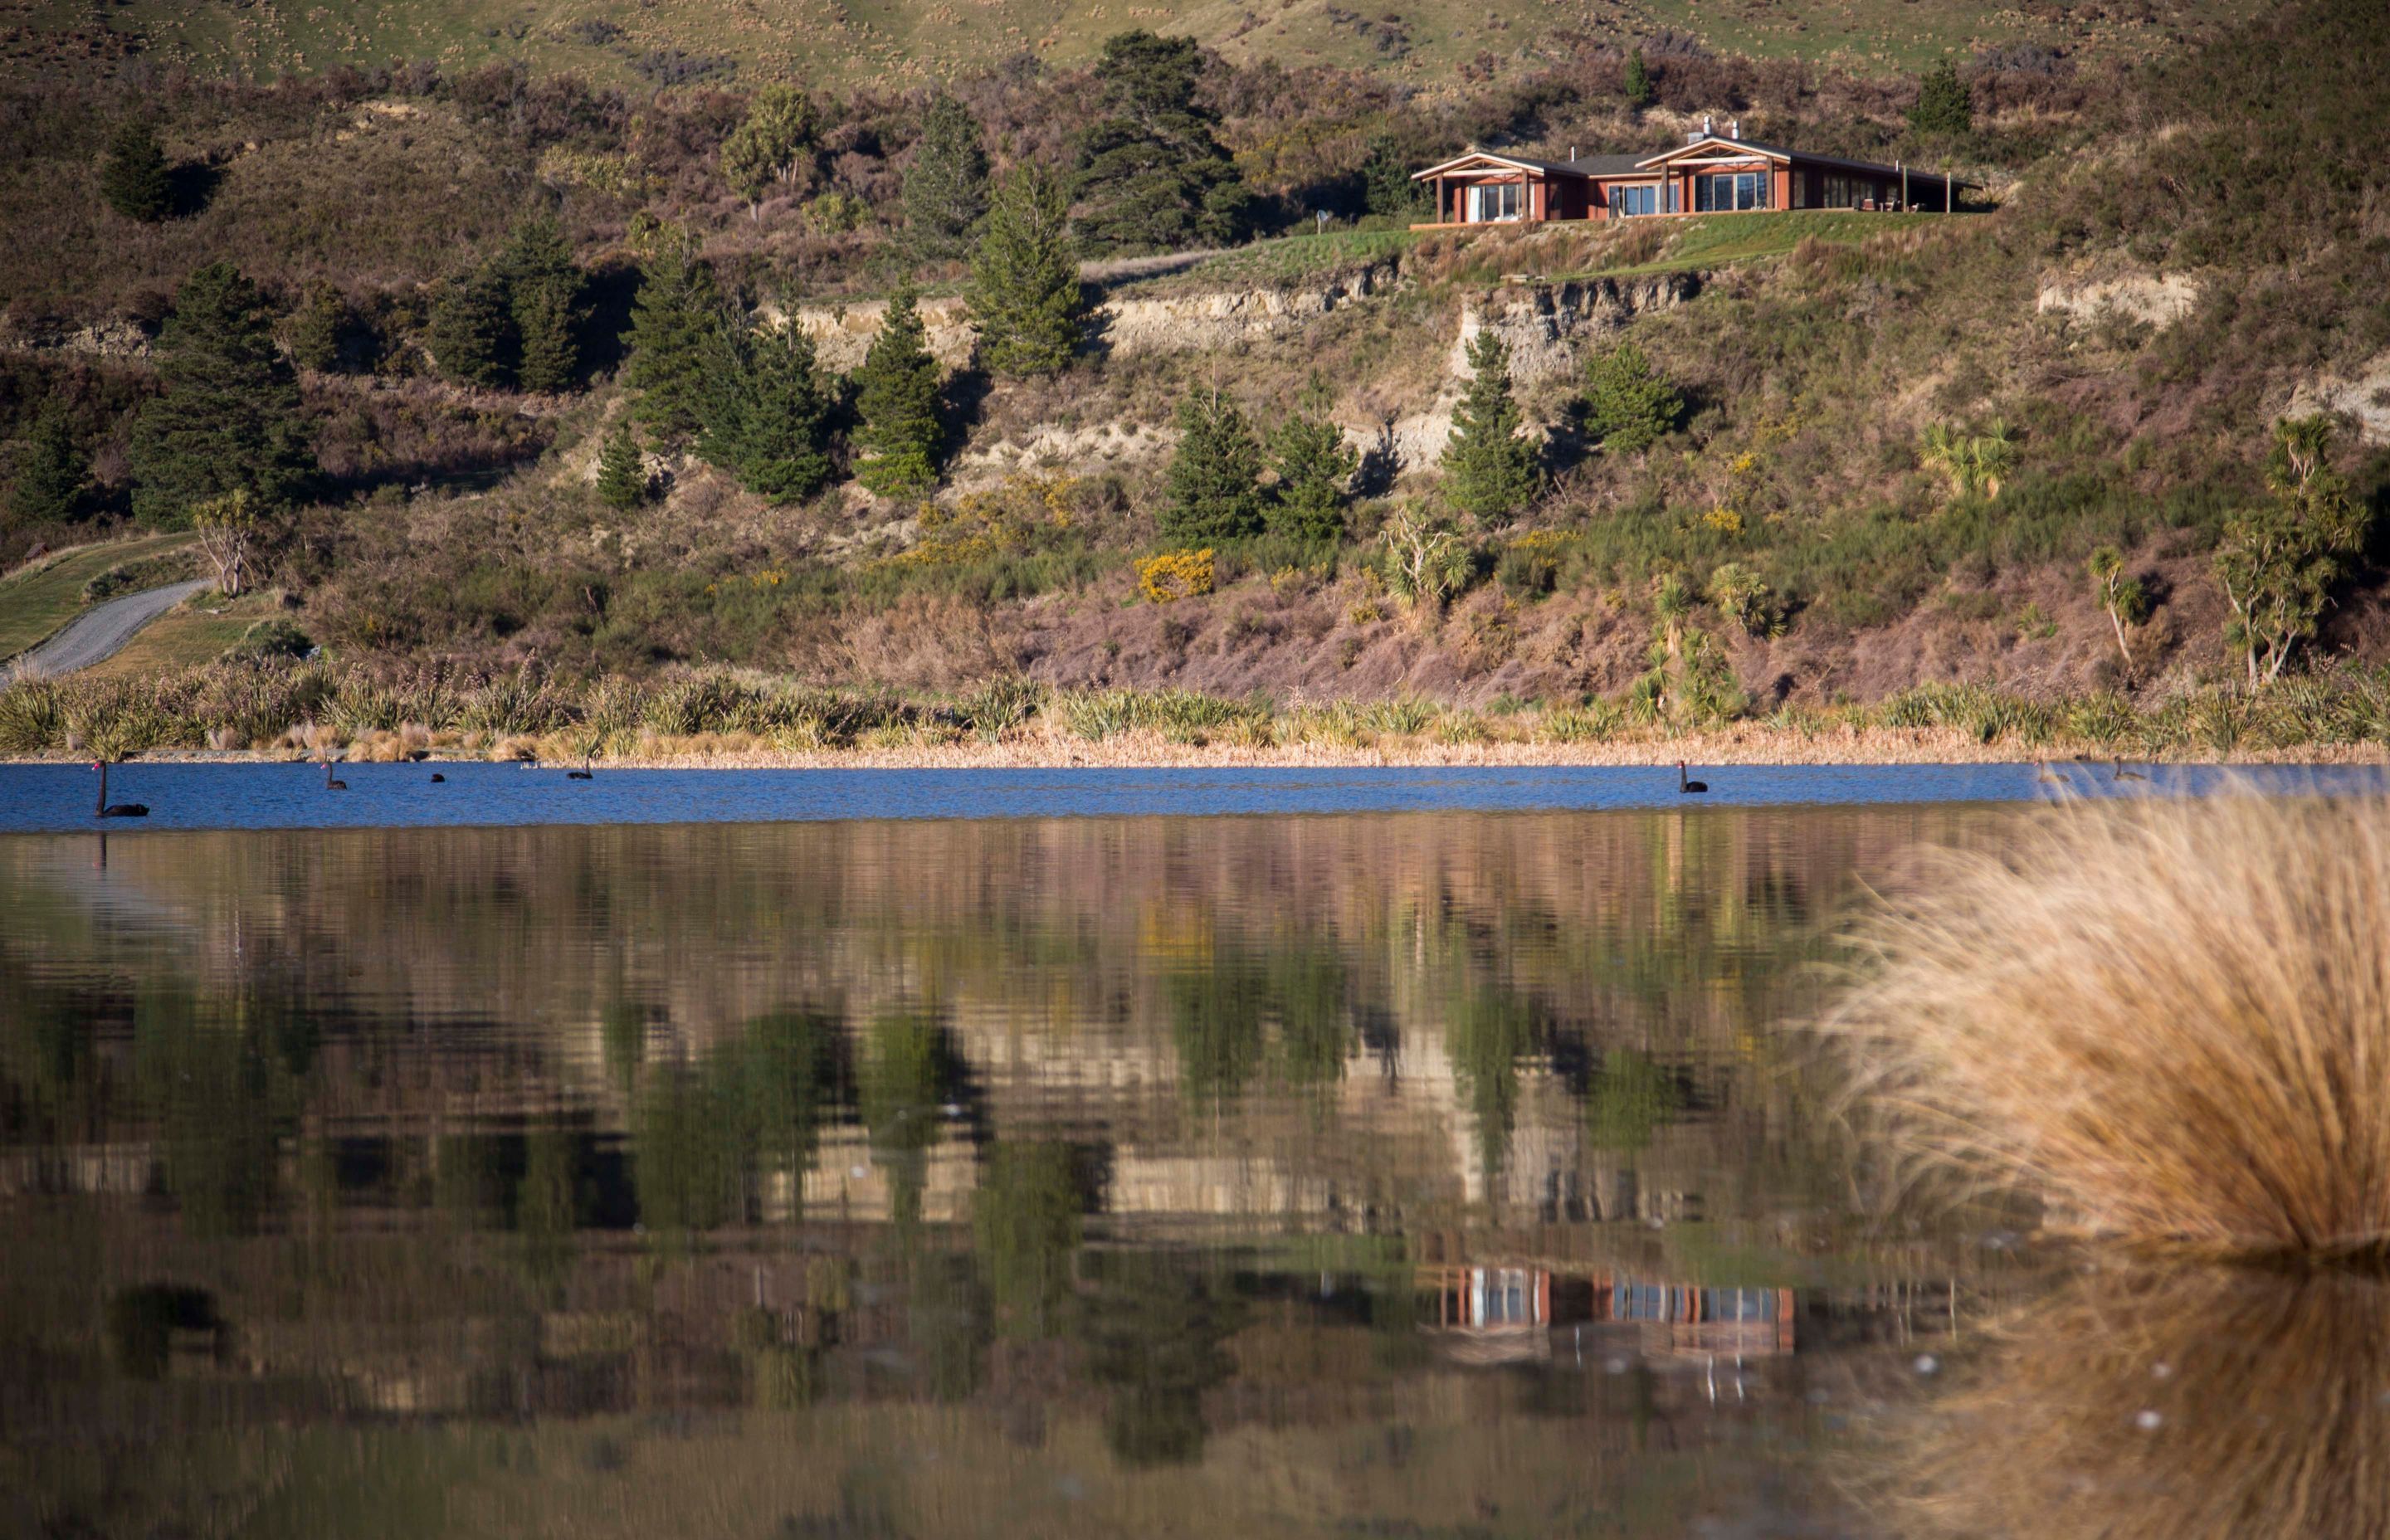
(1471, 181, 1521, 222)
(1694, 170, 1771, 212)
(1612, 184, 1658, 217)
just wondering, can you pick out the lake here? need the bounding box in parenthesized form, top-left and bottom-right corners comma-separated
(2, 772, 2381, 1538)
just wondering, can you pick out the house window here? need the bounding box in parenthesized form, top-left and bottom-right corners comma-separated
(1471, 181, 1521, 222)
(1694, 170, 1771, 212)
(1824, 173, 1851, 209)
(1612, 184, 1658, 217)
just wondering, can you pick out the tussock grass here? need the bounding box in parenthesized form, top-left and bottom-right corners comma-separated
(1830, 792, 2390, 1257)
(4, 661, 2389, 769)
(1882, 1264, 2390, 1539)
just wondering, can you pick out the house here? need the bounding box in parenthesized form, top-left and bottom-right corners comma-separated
(1412, 119, 1959, 227)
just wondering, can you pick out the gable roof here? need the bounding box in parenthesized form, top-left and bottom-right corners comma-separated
(1417, 135, 1962, 187)
(1635, 133, 1941, 183)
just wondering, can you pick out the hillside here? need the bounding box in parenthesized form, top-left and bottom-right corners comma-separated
(9, 0, 2255, 90)
(0, 0, 2385, 763)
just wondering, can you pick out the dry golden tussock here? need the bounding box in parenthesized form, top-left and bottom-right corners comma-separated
(1830, 791, 2390, 1256)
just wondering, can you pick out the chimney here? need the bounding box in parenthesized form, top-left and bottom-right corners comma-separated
(1570, 144, 1578, 161)
(1729, 119, 1740, 139)
(1696, 114, 1711, 142)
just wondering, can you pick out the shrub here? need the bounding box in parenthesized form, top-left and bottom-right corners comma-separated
(1136, 548, 1214, 604)
(0, 677, 64, 752)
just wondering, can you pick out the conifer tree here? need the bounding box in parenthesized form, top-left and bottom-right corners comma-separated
(1440, 329, 1539, 524)
(9, 404, 86, 527)
(853, 288, 944, 496)
(129, 262, 313, 527)
(1160, 387, 1265, 544)
(596, 417, 650, 509)
(100, 119, 173, 222)
(622, 234, 726, 440)
(1622, 49, 1653, 110)
(700, 322, 836, 503)
(428, 261, 513, 387)
(720, 85, 818, 221)
(1909, 59, 1972, 137)
(290, 280, 351, 373)
(1359, 136, 1421, 221)
(501, 213, 584, 392)
(1074, 31, 1254, 254)
(902, 93, 991, 260)
(1266, 377, 1357, 543)
(968, 162, 1084, 378)
(1581, 341, 1682, 453)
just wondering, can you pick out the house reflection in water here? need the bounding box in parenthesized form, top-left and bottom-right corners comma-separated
(1422, 1265, 1796, 1366)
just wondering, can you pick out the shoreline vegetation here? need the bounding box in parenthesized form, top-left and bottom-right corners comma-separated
(7, 660, 2390, 769)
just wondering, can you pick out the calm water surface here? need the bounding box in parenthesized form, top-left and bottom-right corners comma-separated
(0, 783, 2376, 1538)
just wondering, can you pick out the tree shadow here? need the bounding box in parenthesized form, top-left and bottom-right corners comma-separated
(1353, 416, 1402, 497)
(168, 161, 222, 219)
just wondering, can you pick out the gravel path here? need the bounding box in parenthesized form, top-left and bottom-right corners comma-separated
(11, 579, 211, 677)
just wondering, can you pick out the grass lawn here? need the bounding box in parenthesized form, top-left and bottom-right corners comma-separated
(85, 591, 271, 679)
(0, 534, 199, 663)
(1554, 209, 1951, 280)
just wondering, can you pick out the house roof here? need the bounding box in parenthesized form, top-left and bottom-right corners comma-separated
(1415, 135, 1964, 187)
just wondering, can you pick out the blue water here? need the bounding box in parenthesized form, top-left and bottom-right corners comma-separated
(2, 759, 2383, 831)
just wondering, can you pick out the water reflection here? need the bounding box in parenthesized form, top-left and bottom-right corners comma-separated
(2, 810, 2013, 1535)
(1884, 1263, 2390, 1539)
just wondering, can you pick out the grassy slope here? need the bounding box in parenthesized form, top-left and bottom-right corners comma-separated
(84, 592, 273, 679)
(0, 535, 199, 662)
(18, 0, 2255, 87)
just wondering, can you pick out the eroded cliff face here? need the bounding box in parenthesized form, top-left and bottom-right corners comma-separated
(779, 261, 1699, 488)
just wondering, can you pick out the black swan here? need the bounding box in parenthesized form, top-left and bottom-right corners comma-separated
(2112, 760, 2148, 782)
(1678, 761, 1708, 795)
(324, 760, 348, 792)
(567, 762, 593, 781)
(91, 762, 148, 818)
(429, 772, 446, 783)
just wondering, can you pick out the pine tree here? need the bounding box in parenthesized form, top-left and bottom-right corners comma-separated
(1074, 31, 1255, 254)
(501, 213, 584, 392)
(1909, 60, 1972, 137)
(720, 85, 818, 221)
(1581, 342, 1682, 453)
(968, 162, 1085, 378)
(622, 235, 727, 440)
(1266, 378, 1357, 543)
(902, 92, 990, 261)
(700, 322, 836, 503)
(1360, 136, 1422, 221)
(1441, 329, 1539, 524)
(852, 288, 944, 497)
(99, 119, 173, 222)
(596, 417, 650, 509)
(289, 280, 351, 373)
(1160, 387, 1265, 544)
(129, 262, 313, 528)
(8, 404, 86, 527)
(1622, 49, 1653, 110)
(428, 261, 513, 387)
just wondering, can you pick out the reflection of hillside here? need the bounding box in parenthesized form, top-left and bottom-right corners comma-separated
(0, 807, 2014, 1232)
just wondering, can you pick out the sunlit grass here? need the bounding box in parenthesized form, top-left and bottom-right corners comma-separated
(1829, 792, 2390, 1256)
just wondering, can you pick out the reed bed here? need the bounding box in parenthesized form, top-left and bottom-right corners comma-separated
(1828, 792, 2390, 1257)
(4, 660, 2390, 768)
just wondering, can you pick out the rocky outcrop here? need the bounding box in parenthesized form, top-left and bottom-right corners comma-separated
(1383, 271, 1700, 468)
(2290, 350, 2390, 447)
(2035, 270, 2199, 331)
(775, 295, 978, 372)
(1088, 262, 1397, 356)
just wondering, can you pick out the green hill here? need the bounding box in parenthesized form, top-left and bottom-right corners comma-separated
(12, 0, 2256, 87)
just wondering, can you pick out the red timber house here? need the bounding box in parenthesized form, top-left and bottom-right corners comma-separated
(1412, 118, 1958, 227)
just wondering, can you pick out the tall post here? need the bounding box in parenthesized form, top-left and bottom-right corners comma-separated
(1900, 162, 1908, 211)
(1947, 168, 1954, 213)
